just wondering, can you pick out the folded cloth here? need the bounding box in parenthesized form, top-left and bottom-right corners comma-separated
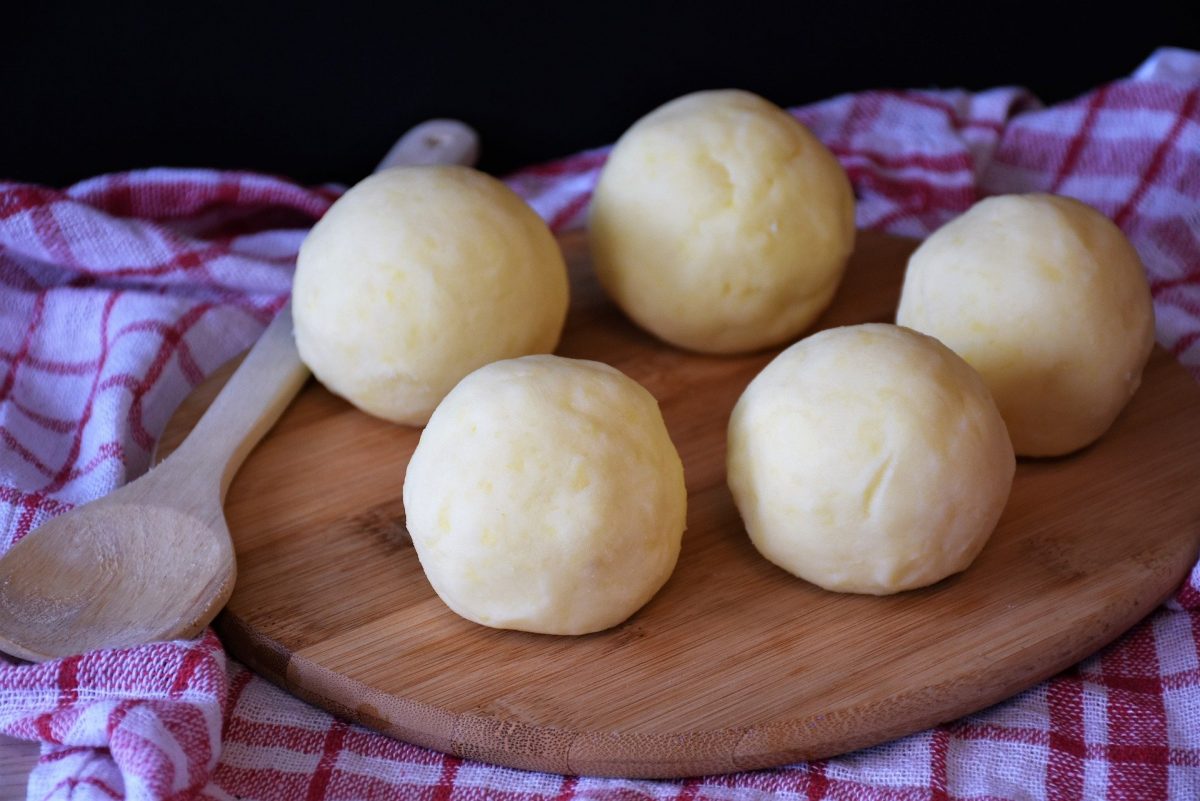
(1, 47, 1197, 801)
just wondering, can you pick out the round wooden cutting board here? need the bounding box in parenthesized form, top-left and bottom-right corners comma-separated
(160, 229, 1200, 778)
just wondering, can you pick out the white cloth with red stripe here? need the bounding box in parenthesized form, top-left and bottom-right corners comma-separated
(1, 48, 1198, 801)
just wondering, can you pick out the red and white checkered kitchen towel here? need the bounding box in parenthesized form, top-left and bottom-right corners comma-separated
(1, 47, 1198, 801)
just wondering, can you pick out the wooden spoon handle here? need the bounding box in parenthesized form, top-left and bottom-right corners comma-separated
(376, 119, 480, 171)
(175, 299, 309, 496)
(171, 120, 481, 497)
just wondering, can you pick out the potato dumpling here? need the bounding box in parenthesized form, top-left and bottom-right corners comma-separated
(589, 89, 855, 354)
(293, 165, 568, 426)
(403, 355, 687, 635)
(896, 194, 1155, 456)
(727, 324, 1014, 595)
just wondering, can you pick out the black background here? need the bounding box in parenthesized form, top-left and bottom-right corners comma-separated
(5, 3, 1195, 187)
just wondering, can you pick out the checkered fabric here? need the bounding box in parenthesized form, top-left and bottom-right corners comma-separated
(1, 47, 1198, 801)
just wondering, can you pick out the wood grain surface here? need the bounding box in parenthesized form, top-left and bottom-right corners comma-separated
(160, 229, 1200, 778)
(0, 736, 36, 800)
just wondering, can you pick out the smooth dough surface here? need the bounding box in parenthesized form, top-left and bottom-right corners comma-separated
(896, 193, 1155, 456)
(403, 355, 686, 635)
(293, 165, 568, 426)
(727, 324, 1015, 595)
(588, 89, 855, 354)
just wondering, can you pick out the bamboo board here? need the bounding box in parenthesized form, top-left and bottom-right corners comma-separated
(159, 229, 1200, 778)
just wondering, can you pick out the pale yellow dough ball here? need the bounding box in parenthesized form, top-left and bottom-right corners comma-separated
(588, 89, 856, 354)
(727, 324, 1014, 595)
(293, 165, 568, 426)
(403, 355, 686, 635)
(896, 194, 1155, 456)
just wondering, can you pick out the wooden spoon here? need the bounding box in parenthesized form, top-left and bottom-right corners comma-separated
(0, 120, 480, 662)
